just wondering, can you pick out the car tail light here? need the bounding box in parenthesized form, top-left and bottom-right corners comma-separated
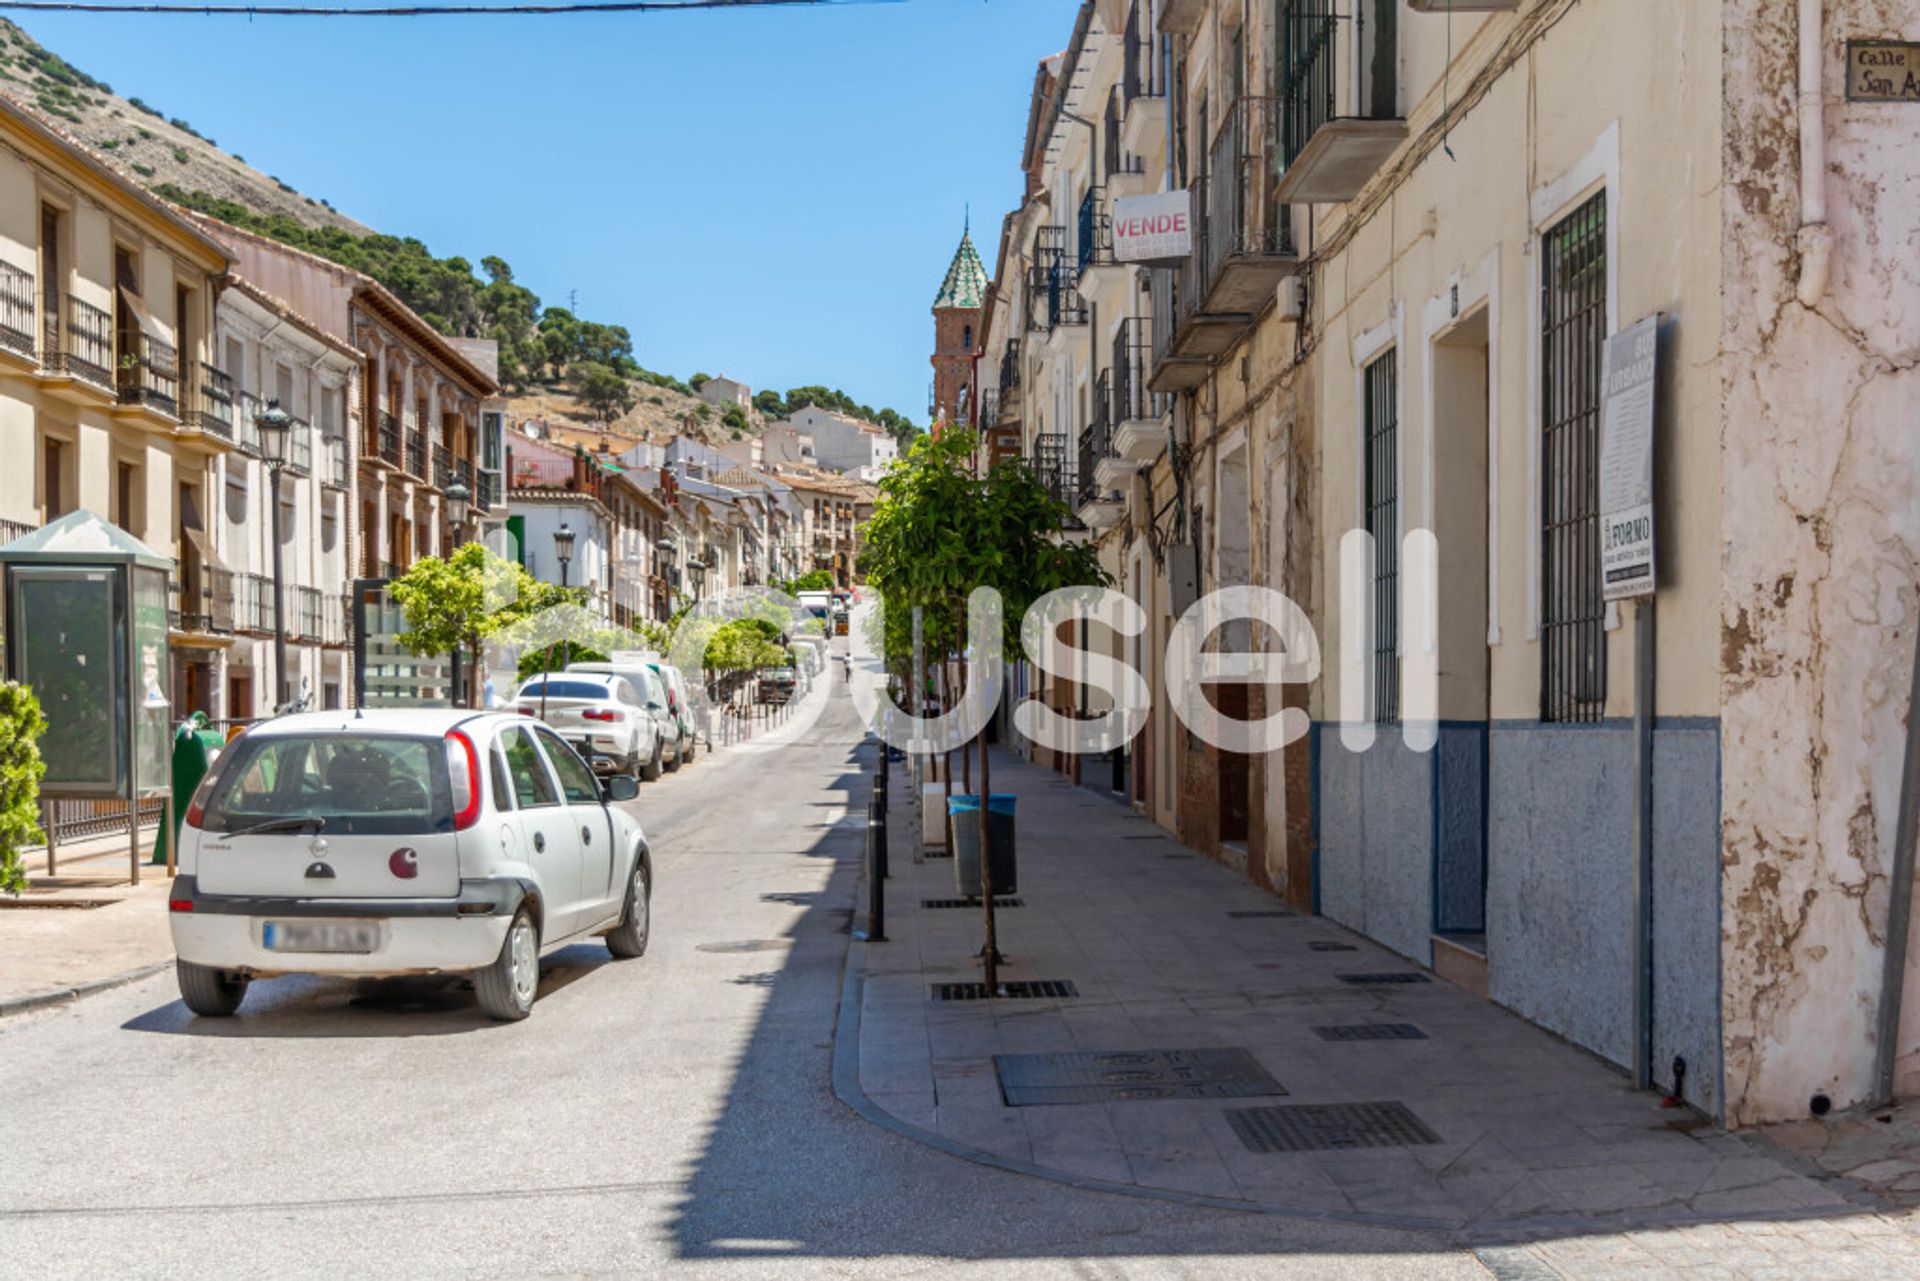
(517, 706, 537, 716)
(168, 899, 193, 913)
(446, 730, 482, 830)
(182, 765, 220, 827)
(582, 709, 625, 722)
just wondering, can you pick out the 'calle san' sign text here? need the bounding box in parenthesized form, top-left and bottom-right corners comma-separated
(1847, 41, 1920, 102)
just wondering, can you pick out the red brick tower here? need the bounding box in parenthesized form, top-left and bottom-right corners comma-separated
(930, 223, 987, 431)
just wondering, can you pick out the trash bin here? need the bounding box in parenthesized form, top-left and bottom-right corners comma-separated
(921, 782, 948, 849)
(154, 713, 224, 865)
(950, 793, 1017, 898)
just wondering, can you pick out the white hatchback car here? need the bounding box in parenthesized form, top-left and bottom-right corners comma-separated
(168, 709, 652, 1021)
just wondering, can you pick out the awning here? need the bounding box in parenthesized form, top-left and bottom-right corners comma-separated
(179, 488, 224, 571)
(117, 284, 164, 340)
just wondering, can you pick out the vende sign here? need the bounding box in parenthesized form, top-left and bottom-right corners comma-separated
(1112, 190, 1192, 263)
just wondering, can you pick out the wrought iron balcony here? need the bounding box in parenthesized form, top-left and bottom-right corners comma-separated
(1274, 0, 1408, 203)
(1204, 96, 1302, 314)
(998, 338, 1022, 394)
(1112, 319, 1165, 429)
(1077, 187, 1114, 279)
(116, 332, 179, 417)
(477, 470, 501, 511)
(1122, 2, 1164, 107)
(0, 262, 33, 359)
(168, 566, 234, 636)
(322, 433, 349, 487)
(183, 363, 235, 439)
(1032, 432, 1078, 510)
(287, 414, 313, 475)
(1027, 227, 1088, 332)
(44, 296, 113, 389)
(432, 442, 453, 490)
(404, 428, 426, 480)
(1078, 372, 1116, 512)
(377, 412, 403, 468)
(296, 586, 324, 641)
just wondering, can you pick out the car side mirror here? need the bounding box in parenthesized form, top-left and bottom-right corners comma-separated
(604, 775, 639, 803)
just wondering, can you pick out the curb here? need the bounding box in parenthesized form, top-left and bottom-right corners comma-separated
(0, 960, 171, 1019)
(830, 957, 1459, 1234)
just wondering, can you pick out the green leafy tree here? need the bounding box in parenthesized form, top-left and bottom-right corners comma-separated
(574, 361, 636, 425)
(721, 402, 749, 433)
(517, 642, 610, 681)
(0, 681, 46, 897)
(388, 544, 569, 706)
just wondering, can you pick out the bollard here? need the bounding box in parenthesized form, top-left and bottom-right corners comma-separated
(864, 798, 887, 941)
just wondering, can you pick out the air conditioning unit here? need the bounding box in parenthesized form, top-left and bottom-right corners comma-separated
(1276, 276, 1305, 321)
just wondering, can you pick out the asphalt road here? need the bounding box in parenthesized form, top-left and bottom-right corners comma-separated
(0, 680, 1486, 1280)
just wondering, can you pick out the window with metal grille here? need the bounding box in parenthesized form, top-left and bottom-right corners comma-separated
(1363, 349, 1399, 725)
(1540, 191, 1608, 723)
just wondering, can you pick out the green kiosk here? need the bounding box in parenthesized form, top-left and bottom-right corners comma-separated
(0, 510, 173, 885)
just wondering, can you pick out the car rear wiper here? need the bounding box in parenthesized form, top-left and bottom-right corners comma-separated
(226, 815, 328, 838)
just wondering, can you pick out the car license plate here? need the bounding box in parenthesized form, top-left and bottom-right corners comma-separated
(262, 920, 380, 954)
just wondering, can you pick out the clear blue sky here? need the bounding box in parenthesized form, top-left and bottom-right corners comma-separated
(18, 0, 1080, 421)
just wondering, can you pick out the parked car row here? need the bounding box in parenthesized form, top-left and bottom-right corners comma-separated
(510, 657, 702, 783)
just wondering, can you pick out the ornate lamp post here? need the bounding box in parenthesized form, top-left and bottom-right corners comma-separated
(253, 398, 292, 710)
(445, 480, 472, 546)
(539, 522, 578, 723)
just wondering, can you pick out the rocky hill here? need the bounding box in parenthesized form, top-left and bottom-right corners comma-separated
(0, 19, 368, 236)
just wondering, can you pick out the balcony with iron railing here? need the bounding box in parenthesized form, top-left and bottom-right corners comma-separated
(287, 414, 313, 476)
(0, 262, 34, 361)
(1032, 432, 1078, 512)
(376, 412, 403, 468)
(1077, 372, 1114, 514)
(296, 586, 324, 641)
(1147, 184, 1242, 392)
(1203, 96, 1302, 315)
(181, 363, 235, 442)
(998, 338, 1022, 395)
(115, 332, 179, 419)
(43, 296, 113, 391)
(1028, 227, 1088, 334)
(432, 442, 453, 491)
(404, 428, 426, 480)
(1273, 0, 1407, 204)
(477, 470, 501, 511)
(322, 433, 349, 488)
(168, 566, 234, 636)
(1111, 317, 1168, 465)
(1076, 187, 1115, 282)
(1122, 2, 1165, 109)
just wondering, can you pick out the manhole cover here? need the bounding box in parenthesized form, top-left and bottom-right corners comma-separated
(1226, 1101, 1439, 1152)
(932, 979, 1077, 1001)
(696, 940, 792, 954)
(1228, 909, 1296, 919)
(922, 898, 1022, 909)
(1312, 1023, 1428, 1042)
(1308, 941, 1358, 952)
(1336, 972, 1430, 985)
(995, 1047, 1286, 1107)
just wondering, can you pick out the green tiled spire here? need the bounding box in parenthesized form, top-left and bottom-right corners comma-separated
(933, 228, 988, 311)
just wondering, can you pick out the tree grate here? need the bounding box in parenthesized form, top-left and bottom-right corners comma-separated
(931, 979, 1078, 1001)
(1336, 972, 1431, 985)
(995, 1047, 1284, 1106)
(1308, 941, 1358, 952)
(1312, 1023, 1429, 1042)
(1228, 909, 1296, 919)
(921, 898, 1022, 910)
(1227, 1101, 1440, 1152)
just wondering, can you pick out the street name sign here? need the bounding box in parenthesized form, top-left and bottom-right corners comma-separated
(1599, 316, 1660, 601)
(1112, 190, 1192, 264)
(1847, 41, 1920, 102)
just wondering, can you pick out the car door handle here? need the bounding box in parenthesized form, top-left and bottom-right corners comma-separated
(533, 831, 546, 853)
(581, 826, 592, 844)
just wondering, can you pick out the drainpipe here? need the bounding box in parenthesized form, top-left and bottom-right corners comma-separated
(1795, 0, 1832, 309)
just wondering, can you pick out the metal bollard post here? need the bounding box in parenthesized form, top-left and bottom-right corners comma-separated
(864, 798, 887, 941)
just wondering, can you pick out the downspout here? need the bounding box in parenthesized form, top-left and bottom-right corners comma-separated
(1795, 0, 1832, 308)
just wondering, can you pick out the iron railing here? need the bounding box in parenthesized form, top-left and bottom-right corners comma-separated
(1540, 191, 1609, 723)
(296, 585, 324, 641)
(323, 592, 353, 646)
(168, 569, 235, 636)
(1123, 1, 1163, 106)
(116, 332, 179, 417)
(236, 572, 277, 634)
(1029, 226, 1087, 330)
(377, 412, 402, 467)
(184, 363, 235, 438)
(0, 261, 33, 358)
(287, 414, 313, 476)
(477, 471, 501, 510)
(1078, 370, 1115, 508)
(1033, 433, 1076, 509)
(432, 442, 452, 490)
(999, 338, 1022, 394)
(1208, 96, 1295, 266)
(1279, 0, 1339, 171)
(1363, 349, 1400, 725)
(404, 428, 426, 479)
(1077, 187, 1112, 277)
(1112, 318, 1162, 423)
(456, 457, 475, 500)
(322, 433, 349, 487)
(46, 296, 112, 389)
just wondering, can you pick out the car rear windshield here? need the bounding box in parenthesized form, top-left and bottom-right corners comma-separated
(517, 680, 613, 700)
(199, 734, 452, 836)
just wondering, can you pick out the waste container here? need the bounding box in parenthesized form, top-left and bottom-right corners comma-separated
(950, 794, 1017, 898)
(154, 713, 224, 864)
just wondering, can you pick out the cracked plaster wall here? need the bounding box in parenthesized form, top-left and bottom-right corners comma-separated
(1718, 0, 1920, 1125)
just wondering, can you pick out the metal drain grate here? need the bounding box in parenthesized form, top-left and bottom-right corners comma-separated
(1308, 941, 1358, 952)
(1228, 909, 1296, 919)
(1226, 1101, 1440, 1152)
(1312, 1023, 1429, 1042)
(932, 979, 1078, 1001)
(995, 1047, 1285, 1106)
(1336, 972, 1431, 985)
(923, 848, 953, 859)
(921, 898, 1022, 910)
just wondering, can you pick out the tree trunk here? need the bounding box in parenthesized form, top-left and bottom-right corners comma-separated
(981, 717, 997, 989)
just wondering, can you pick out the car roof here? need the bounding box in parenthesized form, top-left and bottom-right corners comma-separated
(521, 671, 620, 686)
(244, 709, 516, 738)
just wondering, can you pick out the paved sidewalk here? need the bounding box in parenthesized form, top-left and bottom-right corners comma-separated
(0, 826, 174, 1011)
(843, 746, 1920, 1272)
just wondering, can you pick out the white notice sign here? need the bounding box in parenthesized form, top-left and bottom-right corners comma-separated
(1598, 316, 1660, 601)
(1112, 190, 1193, 263)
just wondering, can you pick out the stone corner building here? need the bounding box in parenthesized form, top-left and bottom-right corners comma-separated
(968, 0, 1920, 1127)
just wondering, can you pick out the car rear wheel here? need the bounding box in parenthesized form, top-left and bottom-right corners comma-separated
(176, 959, 249, 1017)
(682, 734, 697, 764)
(605, 859, 650, 959)
(475, 909, 538, 1021)
(642, 741, 664, 782)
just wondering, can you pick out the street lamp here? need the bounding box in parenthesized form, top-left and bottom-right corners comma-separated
(553, 522, 576, 589)
(445, 479, 471, 545)
(539, 521, 578, 723)
(254, 397, 292, 710)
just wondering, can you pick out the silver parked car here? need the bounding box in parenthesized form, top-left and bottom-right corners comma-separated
(511, 674, 662, 780)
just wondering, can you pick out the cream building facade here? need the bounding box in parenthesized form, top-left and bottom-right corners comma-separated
(975, 0, 1920, 1126)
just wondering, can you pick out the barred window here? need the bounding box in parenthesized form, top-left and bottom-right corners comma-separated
(1540, 191, 1608, 723)
(1363, 349, 1399, 725)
